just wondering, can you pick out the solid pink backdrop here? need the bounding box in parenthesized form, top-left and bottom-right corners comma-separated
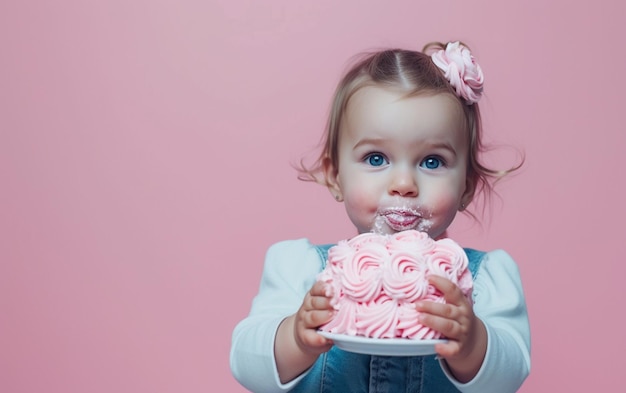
(1, 1, 624, 392)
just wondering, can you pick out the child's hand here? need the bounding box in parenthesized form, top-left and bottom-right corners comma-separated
(415, 275, 487, 383)
(274, 281, 334, 383)
(293, 280, 335, 354)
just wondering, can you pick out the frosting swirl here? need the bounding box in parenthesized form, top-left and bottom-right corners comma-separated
(426, 238, 472, 299)
(340, 243, 387, 302)
(356, 294, 398, 338)
(382, 251, 427, 302)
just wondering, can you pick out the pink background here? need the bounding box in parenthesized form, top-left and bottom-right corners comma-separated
(1, 1, 624, 391)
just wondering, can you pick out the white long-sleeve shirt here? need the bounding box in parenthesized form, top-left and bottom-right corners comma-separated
(231, 239, 531, 393)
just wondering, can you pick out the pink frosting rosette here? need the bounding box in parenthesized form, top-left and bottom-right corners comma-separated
(387, 229, 436, 255)
(319, 297, 359, 335)
(326, 239, 355, 268)
(431, 41, 484, 105)
(425, 238, 473, 300)
(317, 240, 355, 307)
(347, 231, 388, 250)
(340, 243, 387, 302)
(381, 250, 428, 302)
(397, 299, 445, 339)
(355, 294, 399, 338)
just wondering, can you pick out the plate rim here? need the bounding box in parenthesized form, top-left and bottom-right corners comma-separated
(317, 331, 446, 356)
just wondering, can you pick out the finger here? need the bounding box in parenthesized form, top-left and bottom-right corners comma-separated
(417, 299, 473, 332)
(427, 275, 465, 304)
(310, 294, 334, 310)
(418, 311, 461, 338)
(415, 298, 453, 319)
(300, 329, 334, 350)
(300, 308, 335, 329)
(310, 280, 331, 297)
(427, 274, 455, 293)
(303, 289, 334, 312)
(434, 340, 461, 358)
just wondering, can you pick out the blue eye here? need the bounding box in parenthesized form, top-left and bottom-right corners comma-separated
(421, 156, 443, 169)
(366, 154, 387, 167)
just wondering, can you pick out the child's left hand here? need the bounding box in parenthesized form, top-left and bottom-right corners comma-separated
(415, 275, 487, 383)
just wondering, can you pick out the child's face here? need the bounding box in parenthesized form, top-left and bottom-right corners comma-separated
(327, 86, 473, 239)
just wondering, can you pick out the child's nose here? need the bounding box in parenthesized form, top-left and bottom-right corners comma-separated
(388, 168, 418, 197)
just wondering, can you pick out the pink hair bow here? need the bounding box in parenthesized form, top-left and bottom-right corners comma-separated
(431, 42, 484, 105)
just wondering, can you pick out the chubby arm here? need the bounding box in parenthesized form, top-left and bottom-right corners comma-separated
(440, 249, 531, 393)
(230, 240, 332, 392)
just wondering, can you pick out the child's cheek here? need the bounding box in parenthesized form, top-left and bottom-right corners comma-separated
(342, 189, 378, 231)
(343, 188, 376, 213)
(429, 194, 462, 229)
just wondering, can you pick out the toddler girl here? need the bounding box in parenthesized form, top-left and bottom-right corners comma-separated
(230, 41, 530, 393)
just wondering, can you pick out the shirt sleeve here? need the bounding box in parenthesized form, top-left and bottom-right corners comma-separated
(230, 239, 323, 393)
(441, 249, 531, 393)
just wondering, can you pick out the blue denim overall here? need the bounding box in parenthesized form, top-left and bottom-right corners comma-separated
(291, 245, 485, 393)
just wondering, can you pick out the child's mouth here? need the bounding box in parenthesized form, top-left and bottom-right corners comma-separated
(381, 209, 421, 231)
(371, 206, 434, 234)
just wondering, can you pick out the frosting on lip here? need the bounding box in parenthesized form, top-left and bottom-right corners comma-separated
(378, 208, 423, 232)
(383, 210, 420, 229)
(372, 205, 434, 234)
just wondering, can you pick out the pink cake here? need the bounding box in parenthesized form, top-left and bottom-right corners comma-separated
(317, 230, 473, 339)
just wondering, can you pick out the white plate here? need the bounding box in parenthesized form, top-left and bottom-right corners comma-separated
(317, 331, 446, 356)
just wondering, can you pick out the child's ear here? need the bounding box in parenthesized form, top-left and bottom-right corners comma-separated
(323, 157, 343, 202)
(460, 176, 476, 211)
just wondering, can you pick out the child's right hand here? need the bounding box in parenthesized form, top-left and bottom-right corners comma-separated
(293, 280, 335, 354)
(274, 281, 334, 383)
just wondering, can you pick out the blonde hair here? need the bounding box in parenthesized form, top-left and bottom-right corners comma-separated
(298, 42, 520, 216)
